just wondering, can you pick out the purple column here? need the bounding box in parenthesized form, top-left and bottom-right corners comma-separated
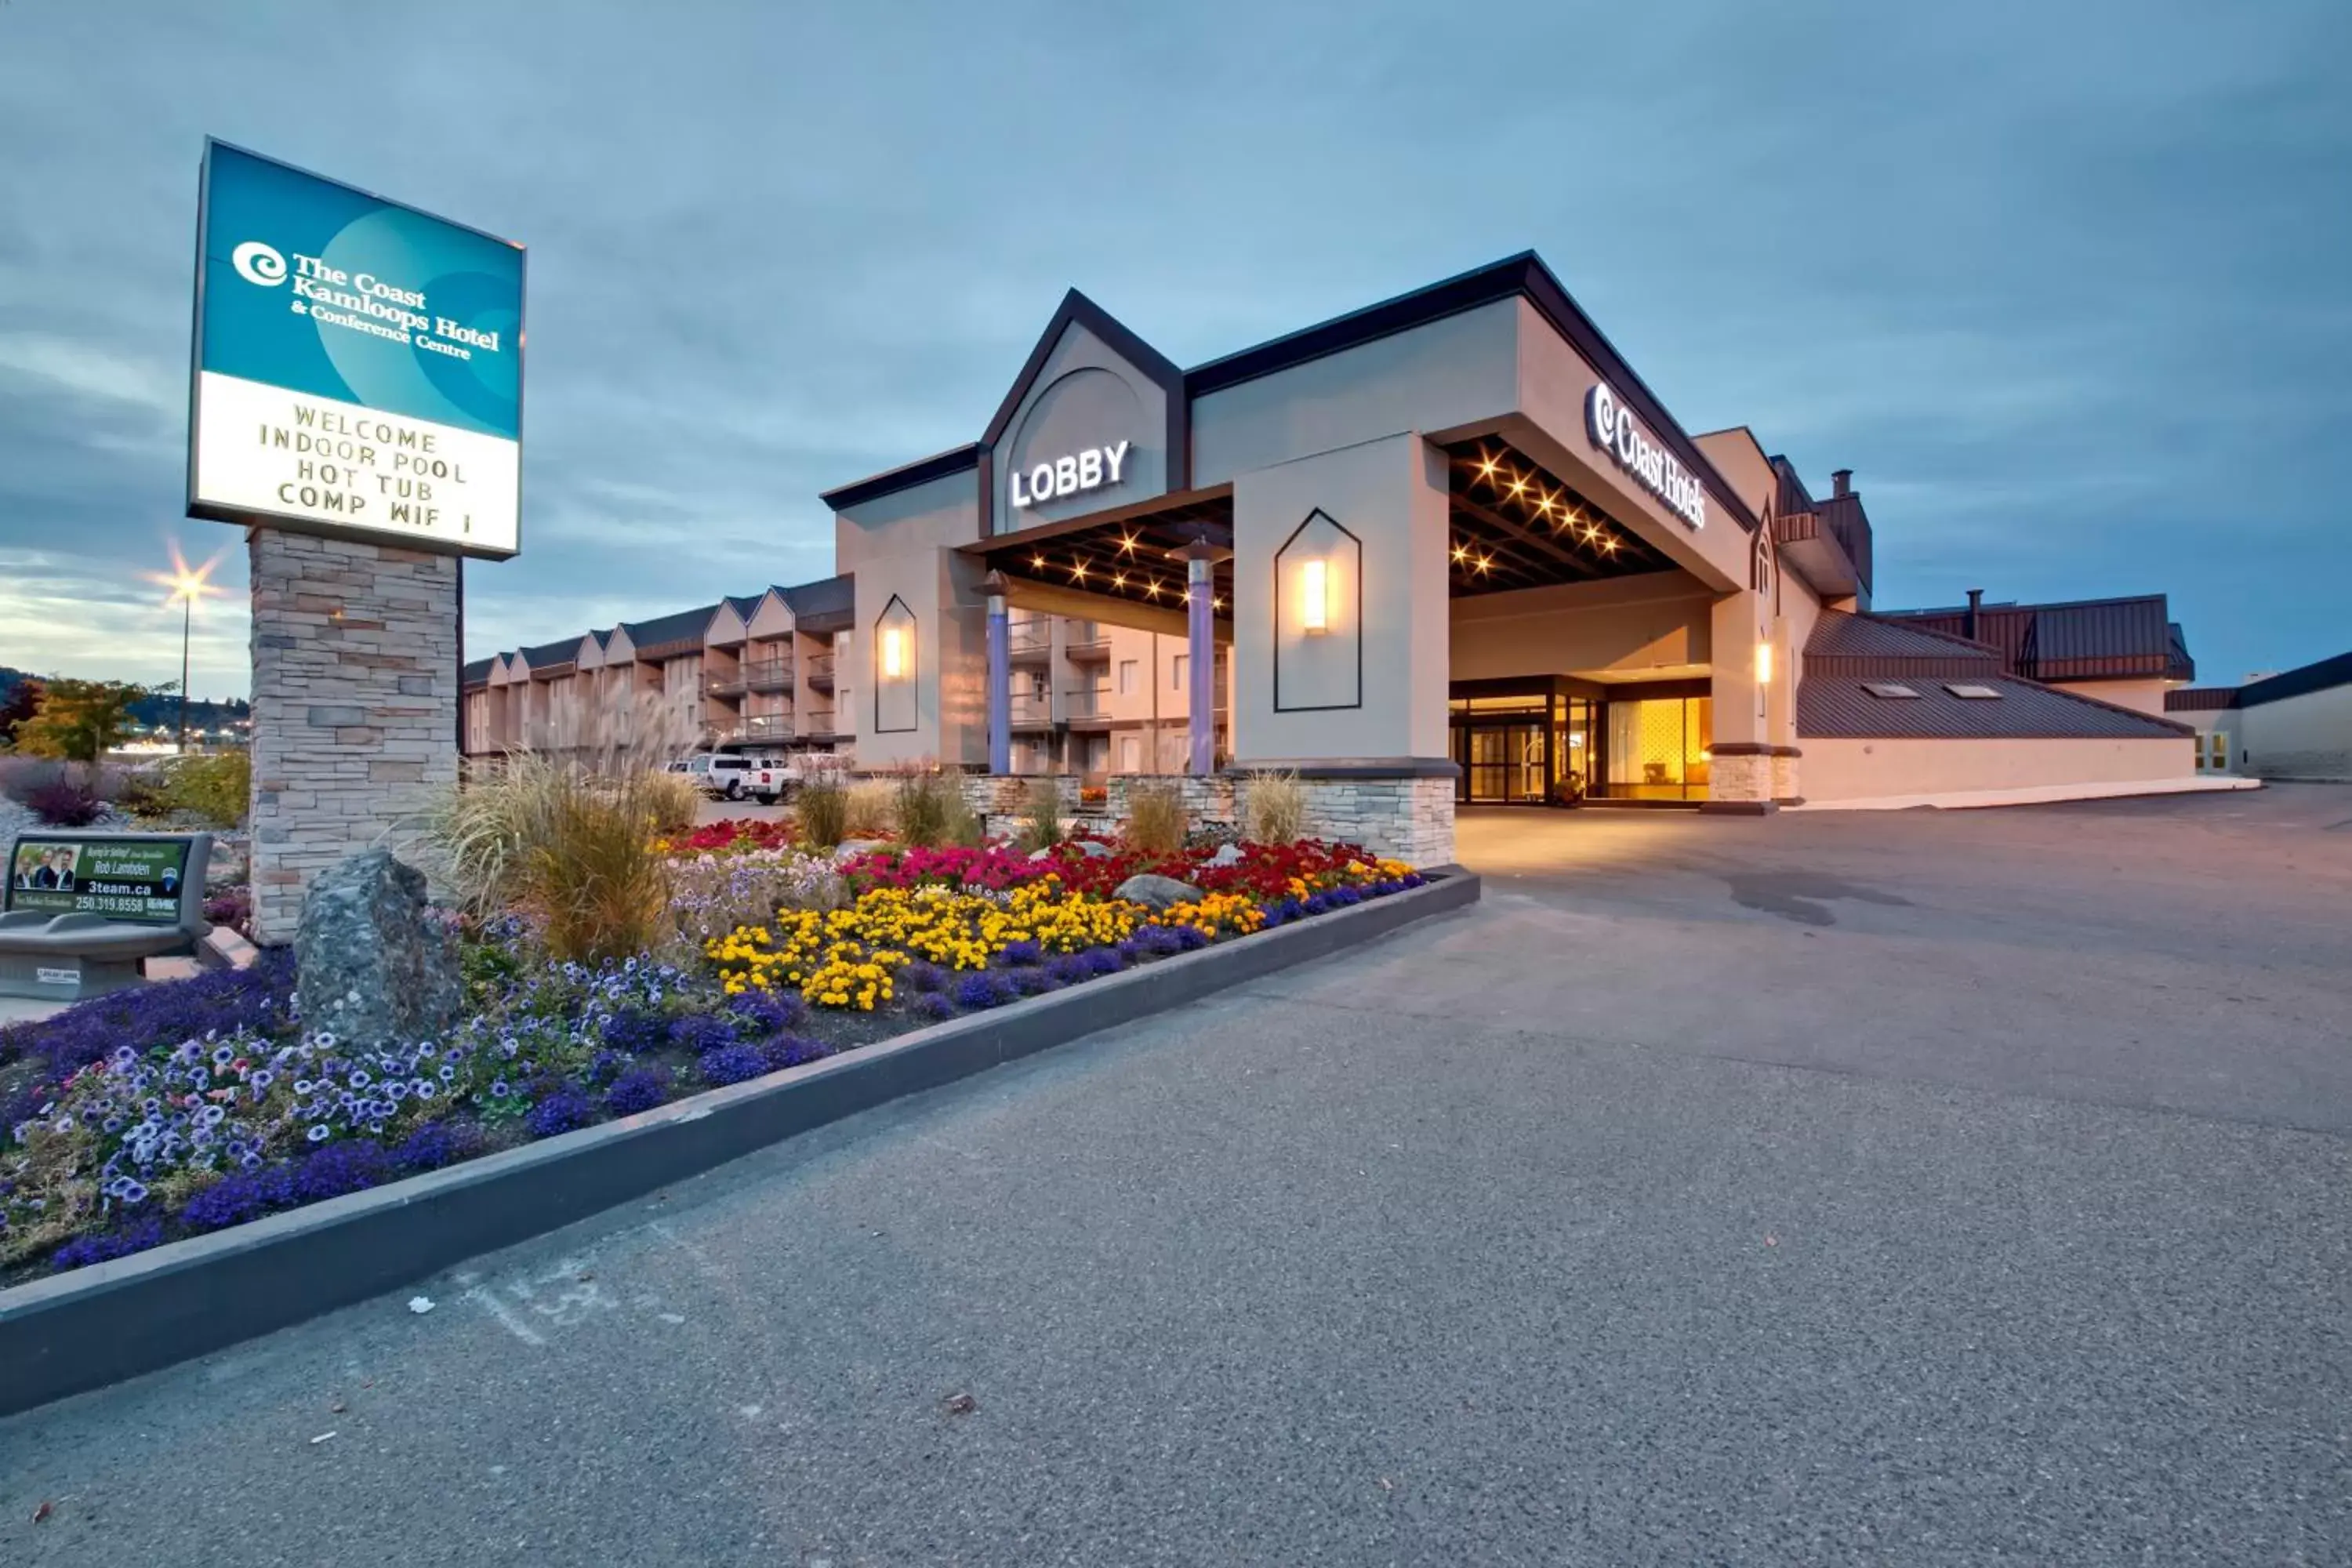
(985, 575, 1011, 775)
(1187, 554, 1214, 775)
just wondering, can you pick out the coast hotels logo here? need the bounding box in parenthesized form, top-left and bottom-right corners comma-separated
(231, 240, 289, 287)
(227, 236, 502, 360)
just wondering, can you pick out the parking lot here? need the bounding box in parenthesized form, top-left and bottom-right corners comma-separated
(5, 786, 2347, 1565)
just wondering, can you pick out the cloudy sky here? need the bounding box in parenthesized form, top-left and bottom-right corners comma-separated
(2, 0, 2344, 699)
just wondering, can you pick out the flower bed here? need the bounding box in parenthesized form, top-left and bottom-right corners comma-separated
(1, 837, 1421, 1282)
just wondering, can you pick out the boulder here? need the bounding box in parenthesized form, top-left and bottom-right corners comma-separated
(833, 839, 889, 862)
(296, 849, 462, 1047)
(1113, 873, 1204, 910)
(1203, 841, 1244, 868)
(1073, 838, 1115, 858)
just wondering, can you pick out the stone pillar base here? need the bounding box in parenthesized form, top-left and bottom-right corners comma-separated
(1770, 746, 1802, 805)
(249, 531, 459, 946)
(1704, 745, 1775, 806)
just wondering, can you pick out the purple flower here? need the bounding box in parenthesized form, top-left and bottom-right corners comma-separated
(996, 941, 1043, 968)
(952, 971, 1015, 1010)
(908, 992, 956, 1022)
(670, 1014, 739, 1055)
(50, 1219, 167, 1272)
(604, 1066, 672, 1116)
(524, 1085, 595, 1138)
(697, 1044, 768, 1087)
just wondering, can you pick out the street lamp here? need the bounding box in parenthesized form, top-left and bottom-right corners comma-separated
(152, 546, 223, 755)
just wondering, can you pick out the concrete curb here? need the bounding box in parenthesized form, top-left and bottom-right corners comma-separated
(0, 872, 1480, 1417)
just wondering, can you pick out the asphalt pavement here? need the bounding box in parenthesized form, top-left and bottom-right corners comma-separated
(4, 786, 2347, 1565)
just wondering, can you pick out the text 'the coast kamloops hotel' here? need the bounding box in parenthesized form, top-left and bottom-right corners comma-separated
(471, 252, 2226, 865)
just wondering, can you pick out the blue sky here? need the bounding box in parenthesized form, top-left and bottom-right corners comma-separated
(2, 0, 2345, 698)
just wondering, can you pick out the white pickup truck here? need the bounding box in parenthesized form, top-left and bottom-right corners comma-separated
(738, 757, 811, 805)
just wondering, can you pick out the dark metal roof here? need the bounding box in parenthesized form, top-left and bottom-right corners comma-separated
(1798, 612, 2190, 739)
(2165, 686, 2239, 713)
(2234, 647, 2352, 710)
(723, 593, 767, 621)
(819, 444, 980, 511)
(782, 574, 854, 630)
(461, 657, 495, 687)
(1800, 676, 2193, 739)
(1879, 594, 2186, 682)
(517, 637, 583, 673)
(619, 604, 719, 654)
(2165, 623, 2195, 683)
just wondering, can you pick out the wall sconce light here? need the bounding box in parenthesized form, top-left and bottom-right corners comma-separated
(880, 626, 906, 679)
(1301, 557, 1331, 634)
(1755, 641, 1774, 684)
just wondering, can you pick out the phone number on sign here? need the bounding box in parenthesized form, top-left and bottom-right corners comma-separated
(79, 895, 169, 916)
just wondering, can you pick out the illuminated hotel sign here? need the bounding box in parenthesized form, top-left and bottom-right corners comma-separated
(1586, 382, 1704, 530)
(189, 140, 526, 559)
(1010, 439, 1131, 510)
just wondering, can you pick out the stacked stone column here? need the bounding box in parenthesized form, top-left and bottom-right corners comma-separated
(248, 530, 459, 946)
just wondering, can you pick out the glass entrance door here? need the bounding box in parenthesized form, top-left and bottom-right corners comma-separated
(1457, 722, 1545, 803)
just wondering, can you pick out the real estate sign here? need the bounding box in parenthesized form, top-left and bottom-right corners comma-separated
(6, 836, 191, 925)
(188, 140, 525, 558)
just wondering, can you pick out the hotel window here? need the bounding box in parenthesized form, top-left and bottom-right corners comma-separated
(1171, 654, 1188, 689)
(1118, 659, 1138, 695)
(1120, 735, 1141, 771)
(1602, 695, 1713, 802)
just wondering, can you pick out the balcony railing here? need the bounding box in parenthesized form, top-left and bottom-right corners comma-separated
(1063, 687, 1110, 720)
(797, 706, 836, 736)
(704, 669, 747, 698)
(1010, 690, 1054, 727)
(1008, 619, 1052, 655)
(738, 713, 793, 742)
(804, 652, 836, 688)
(742, 657, 793, 694)
(1064, 621, 1111, 659)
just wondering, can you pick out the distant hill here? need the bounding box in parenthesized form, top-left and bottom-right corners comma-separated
(0, 665, 252, 733)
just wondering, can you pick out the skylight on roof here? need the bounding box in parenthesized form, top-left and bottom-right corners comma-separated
(1863, 682, 1921, 699)
(1945, 683, 2002, 699)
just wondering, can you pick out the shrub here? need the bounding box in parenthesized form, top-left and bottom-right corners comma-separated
(845, 780, 896, 838)
(894, 768, 960, 849)
(643, 768, 702, 837)
(21, 772, 103, 827)
(1015, 778, 1064, 853)
(1124, 782, 1189, 857)
(796, 778, 848, 849)
(111, 766, 172, 820)
(416, 754, 674, 965)
(158, 750, 251, 828)
(1242, 769, 1308, 844)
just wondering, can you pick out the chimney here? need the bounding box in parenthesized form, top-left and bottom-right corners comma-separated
(1831, 469, 1853, 498)
(1965, 587, 1984, 641)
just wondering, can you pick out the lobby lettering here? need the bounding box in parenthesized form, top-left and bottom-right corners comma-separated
(1011, 439, 1131, 508)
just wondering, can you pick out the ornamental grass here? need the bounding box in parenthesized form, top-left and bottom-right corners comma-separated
(1123, 782, 1189, 857)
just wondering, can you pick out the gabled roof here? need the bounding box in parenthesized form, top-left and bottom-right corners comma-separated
(619, 604, 720, 655)
(1798, 612, 2190, 741)
(815, 251, 1760, 535)
(781, 574, 853, 626)
(461, 657, 495, 687)
(517, 637, 584, 674)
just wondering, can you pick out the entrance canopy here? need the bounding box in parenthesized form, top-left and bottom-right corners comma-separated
(960, 482, 1237, 636)
(1441, 437, 1677, 597)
